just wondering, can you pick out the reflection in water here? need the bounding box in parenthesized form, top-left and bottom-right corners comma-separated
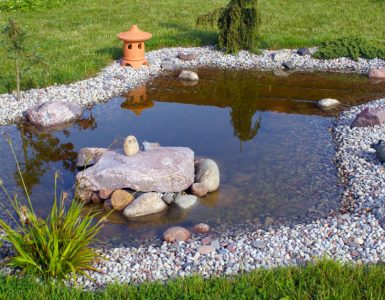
(1, 69, 385, 246)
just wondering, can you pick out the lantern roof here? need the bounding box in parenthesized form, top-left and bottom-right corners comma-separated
(117, 25, 152, 42)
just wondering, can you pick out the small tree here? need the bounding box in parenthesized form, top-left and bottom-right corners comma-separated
(218, 0, 261, 54)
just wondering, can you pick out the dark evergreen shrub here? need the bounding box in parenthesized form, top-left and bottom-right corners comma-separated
(313, 37, 385, 61)
(218, 0, 261, 54)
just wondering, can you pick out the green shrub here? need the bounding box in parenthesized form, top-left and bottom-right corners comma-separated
(313, 37, 385, 61)
(218, 0, 261, 54)
(0, 0, 68, 12)
(0, 139, 107, 281)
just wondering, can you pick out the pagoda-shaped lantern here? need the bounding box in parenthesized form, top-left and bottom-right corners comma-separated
(117, 25, 152, 68)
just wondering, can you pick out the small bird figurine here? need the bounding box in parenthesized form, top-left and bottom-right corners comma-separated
(124, 135, 139, 156)
(370, 139, 385, 163)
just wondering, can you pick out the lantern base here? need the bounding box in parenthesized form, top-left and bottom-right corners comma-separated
(120, 58, 149, 69)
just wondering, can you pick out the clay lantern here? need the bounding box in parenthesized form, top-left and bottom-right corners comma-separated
(117, 25, 152, 68)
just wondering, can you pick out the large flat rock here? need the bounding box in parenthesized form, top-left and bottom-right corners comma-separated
(76, 147, 194, 193)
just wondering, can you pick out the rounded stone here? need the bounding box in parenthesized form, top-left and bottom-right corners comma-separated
(111, 190, 134, 211)
(178, 70, 199, 81)
(99, 188, 114, 200)
(198, 245, 215, 255)
(195, 159, 220, 192)
(174, 194, 198, 209)
(163, 226, 191, 242)
(316, 98, 340, 110)
(123, 192, 167, 219)
(91, 192, 102, 204)
(103, 199, 114, 212)
(191, 183, 208, 197)
(178, 53, 197, 61)
(193, 223, 210, 234)
(368, 68, 385, 79)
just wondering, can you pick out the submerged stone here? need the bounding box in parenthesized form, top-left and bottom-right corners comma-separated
(76, 147, 194, 193)
(195, 159, 220, 192)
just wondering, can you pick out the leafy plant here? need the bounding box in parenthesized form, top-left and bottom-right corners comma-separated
(313, 37, 385, 61)
(0, 138, 107, 281)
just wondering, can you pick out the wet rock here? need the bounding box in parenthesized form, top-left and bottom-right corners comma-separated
(76, 147, 194, 193)
(195, 159, 220, 192)
(297, 48, 310, 56)
(124, 135, 139, 156)
(316, 98, 340, 110)
(174, 195, 198, 209)
(178, 70, 199, 81)
(162, 193, 176, 205)
(123, 192, 166, 219)
(25, 101, 82, 129)
(198, 245, 215, 255)
(191, 183, 208, 197)
(368, 68, 385, 79)
(111, 190, 134, 211)
(351, 107, 385, 128)
(77, 147, 107, 167)
(283, 61, 295, 70)
(163, 226, 191, 242)
(193, 223, 210, 234)
(91, 192, 102, 204)
(103, 199, 114, 212)
(370, 140, 385, 163)
(99, 188, 114, 200)
(178, 53, 197, 61)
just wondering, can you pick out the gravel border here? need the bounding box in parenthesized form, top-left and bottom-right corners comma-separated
(0, 47, 385, 289)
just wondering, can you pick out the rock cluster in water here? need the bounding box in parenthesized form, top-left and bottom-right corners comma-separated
(76, 136, 220, 221)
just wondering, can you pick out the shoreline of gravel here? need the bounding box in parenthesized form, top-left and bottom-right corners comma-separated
(0, 47, 385, 289)
(0, 46, 384, 126)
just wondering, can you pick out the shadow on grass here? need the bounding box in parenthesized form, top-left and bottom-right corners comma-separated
(95, 46, 121, 60)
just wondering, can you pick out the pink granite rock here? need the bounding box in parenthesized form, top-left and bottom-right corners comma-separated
(163, 226, 191, 242)
(351, 107, 385, 128)
(368, 68, 385, 79)
(76, 147, 194, 193)
(25, 101, 82, 129)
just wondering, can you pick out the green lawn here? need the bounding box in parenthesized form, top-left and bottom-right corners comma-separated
(0, 260, 383, 299)
(0, 0, 384, 93)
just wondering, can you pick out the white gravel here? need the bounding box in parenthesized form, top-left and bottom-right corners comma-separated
(1, 46, 385, 289)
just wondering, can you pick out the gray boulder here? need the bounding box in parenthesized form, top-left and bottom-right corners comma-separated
(77, 147, 107, 167)
(123, 192, 167, 219)
(174, 195, 198, 209)
(371, 140, 385, 163)
(195, 159, 220, 192)
(76, 147, 194, 194)
(351, 107, 385, 128)
(25, 101, 82, 129)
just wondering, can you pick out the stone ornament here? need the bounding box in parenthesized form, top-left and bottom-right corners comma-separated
(124, 135, 140, 156)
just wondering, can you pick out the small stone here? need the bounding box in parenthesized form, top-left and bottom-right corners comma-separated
(162, 193, 176, 205)
(103, 199, 114, 212)
(161, 61, 177, 71)
(316, 98, 340, 110)
(370, 140, 385, 163)
(191, 183, 208, 197)
(227, 242, 237, 253)
(368, 68, 385, 79)
(91, 192, 102, 204)
(297, 48, 310, 56)
(193, 223, 210, 234)
(163, 226, 191, 242)
(178, 53, 197, 61)
(99, 188, 114, 200)
(123, 192, 167, 219)
(198, 245, 215, 255)
(351, 107, 385, 128)
(195, 159, 220, 192)
(111, 190, 134, 211)
(174, 195, 198, 209)
(283, 61, 295, 70)
(178, 70, 199, 81)
(251, 240, 267, 249)
(123, 135, 139, 156)
(272, 51, 290, 62)
(201, 237, 212, 245)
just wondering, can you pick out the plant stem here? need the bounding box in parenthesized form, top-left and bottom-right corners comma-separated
(15, 54, 20, 101)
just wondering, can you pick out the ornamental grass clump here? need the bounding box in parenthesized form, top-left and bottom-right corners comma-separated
(0, 138, 107, 281)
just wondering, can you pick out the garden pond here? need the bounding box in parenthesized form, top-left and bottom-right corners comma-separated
(1, 69, 385, 246)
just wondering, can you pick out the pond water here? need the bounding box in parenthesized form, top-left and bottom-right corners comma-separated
(1, 69, 385, 246)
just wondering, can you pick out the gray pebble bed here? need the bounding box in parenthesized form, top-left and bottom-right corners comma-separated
(0, 46, 385, 289)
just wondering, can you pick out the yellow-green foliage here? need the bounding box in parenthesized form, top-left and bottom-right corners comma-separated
(0, 139, 106, 280)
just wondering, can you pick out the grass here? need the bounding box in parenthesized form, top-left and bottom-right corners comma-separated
(0, 260, 383, 299)
(0, 0, 384, 93)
